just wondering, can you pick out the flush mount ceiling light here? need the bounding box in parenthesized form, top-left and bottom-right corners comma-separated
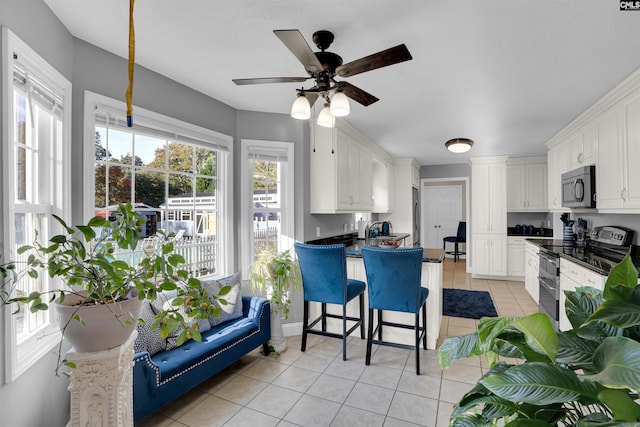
(445, 138, 474, 153)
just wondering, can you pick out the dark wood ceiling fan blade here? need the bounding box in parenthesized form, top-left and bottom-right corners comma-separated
(339, 82, 379, 106)
(274, 29, 324, 74)
(232, 77, 309, 85)
(336, 44, 412, 78)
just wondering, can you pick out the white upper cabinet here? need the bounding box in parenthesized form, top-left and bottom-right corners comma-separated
(507, 157, 547, 211)
(472, 157, 507, 234)
(310, 121, 376, 213)
(546, 66, 640, 214)
(547, 145, 562, 210)
(622, 89, 640, 209)
(596, 106, 624, 210)
(372, 159, 394, 213)
(569, 124, 597, 168)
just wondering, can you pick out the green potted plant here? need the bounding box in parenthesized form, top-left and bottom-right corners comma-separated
(0, 203, 224, 370)
(248, 248, 302, 352)
(438, 252, 640, 426)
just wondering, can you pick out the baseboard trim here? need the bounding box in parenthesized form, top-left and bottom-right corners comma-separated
(282, 322, 303, 337)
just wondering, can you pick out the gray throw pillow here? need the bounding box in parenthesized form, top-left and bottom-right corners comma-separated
(202, 272, 243, 327)
(150, 286, 211, 350)
(134, 300, 167, 356)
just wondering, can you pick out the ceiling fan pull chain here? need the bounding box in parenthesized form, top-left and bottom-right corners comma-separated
(331, 125, 335, 154)
(126, 0, 135, 127)
(312, 103, 316, 153)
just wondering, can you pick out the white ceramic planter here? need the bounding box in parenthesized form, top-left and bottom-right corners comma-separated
(55, 289, 142, 353)
(269, 307, 287, 353)
(266, 283, 288, 353)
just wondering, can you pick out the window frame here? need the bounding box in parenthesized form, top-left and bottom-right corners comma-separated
(83, 91, 234, 275)
(240, 139, 295, 279)
(2, 27, 72, 381)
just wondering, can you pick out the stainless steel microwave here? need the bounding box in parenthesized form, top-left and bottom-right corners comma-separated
(561, 165, 596, 208)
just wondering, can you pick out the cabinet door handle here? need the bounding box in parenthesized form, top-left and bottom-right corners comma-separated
(622, 188, 628, 201)
(577, 153, 583, 163)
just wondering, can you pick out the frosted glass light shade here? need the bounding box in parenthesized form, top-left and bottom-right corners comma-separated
(317, 104, 335, 128)
(330, 92, 350, 117)
(445, 138, 474, 153)
(291, 95, 311, 120)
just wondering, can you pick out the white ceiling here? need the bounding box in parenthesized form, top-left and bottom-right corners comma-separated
(44, 0, 640, 165)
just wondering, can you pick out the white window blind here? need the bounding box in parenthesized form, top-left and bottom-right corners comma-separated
(95, 104, 230, 152)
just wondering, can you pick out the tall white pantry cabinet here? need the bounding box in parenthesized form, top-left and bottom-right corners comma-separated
(470, 157, 508, 277)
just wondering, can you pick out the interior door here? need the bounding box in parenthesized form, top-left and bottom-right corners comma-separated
(421, 185, 463, 249)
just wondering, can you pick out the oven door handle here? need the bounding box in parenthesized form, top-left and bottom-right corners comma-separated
(538, 277, 559, 295)
(539, 251, 559, 264)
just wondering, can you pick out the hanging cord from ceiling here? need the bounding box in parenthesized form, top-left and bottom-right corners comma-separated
(126, 0, 135, 127)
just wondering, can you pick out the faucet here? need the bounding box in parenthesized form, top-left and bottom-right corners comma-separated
(365, 221, 384, 245)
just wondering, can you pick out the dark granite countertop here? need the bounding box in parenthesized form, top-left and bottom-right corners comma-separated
(345, 242, 444, 263)
(304, 233, 444, 262)
(526, 239, 640, 277)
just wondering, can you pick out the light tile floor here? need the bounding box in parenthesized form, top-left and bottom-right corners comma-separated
(137, 258, 537, 427)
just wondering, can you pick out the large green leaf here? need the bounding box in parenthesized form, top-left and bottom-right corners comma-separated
(449, 413, 485, 427)
(477, 317, 522, 353)
(597, 388, 640, 422)
(556, 330, 599, 371)
(452, 394, 521, 421)
(494, 335, 546, 363)
(511, 313, 558, 362)
(588, 300, 640, 329)
(603, 252, 639, 301)
(565, 287, 604, 329)
(584, 336, 640, 390)
(480, 363, 600, 405)
(453, 363, 512, 417)
(439, 333, 480, 369)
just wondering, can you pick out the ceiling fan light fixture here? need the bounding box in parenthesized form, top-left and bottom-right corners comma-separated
(291, 94, 311, 120)
(445, 138, 474, 153)
(330, 91, 350, 117)
(317, 103, 335, 128)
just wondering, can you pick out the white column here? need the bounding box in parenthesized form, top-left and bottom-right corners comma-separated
(66, 331, 136, 427)
(422, 261, 443, 349)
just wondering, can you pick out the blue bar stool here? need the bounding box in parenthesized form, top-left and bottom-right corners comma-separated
(361, 246, 428, 375)
(295, 243, 366, 361)
(443, 221, 466, 262)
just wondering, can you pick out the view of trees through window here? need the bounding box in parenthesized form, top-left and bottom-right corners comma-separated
(94, 126, 219, 275)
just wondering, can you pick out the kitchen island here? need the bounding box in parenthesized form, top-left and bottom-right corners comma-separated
(309, 243, 444, 350)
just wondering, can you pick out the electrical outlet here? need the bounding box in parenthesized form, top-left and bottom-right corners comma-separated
(316, 227, 321, 237)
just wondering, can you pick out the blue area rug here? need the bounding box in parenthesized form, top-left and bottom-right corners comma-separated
(443, 289, 498, 319)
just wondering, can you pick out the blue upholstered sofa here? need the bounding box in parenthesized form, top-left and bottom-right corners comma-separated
(133, 295, 271, 422)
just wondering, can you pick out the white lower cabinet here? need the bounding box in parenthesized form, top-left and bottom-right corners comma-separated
(472, 235, 507, 277)
(524, 242, 540, 303)
(507, 237, 526, 278)
(559, 258, 605, 331)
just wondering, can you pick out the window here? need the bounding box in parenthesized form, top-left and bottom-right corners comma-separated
(84, 92, 234, 276)
(2, 28, 72, 380)
(240, 140, 295, 277)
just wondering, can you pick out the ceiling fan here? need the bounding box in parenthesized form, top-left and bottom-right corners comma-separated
(232, 29, 412, 126)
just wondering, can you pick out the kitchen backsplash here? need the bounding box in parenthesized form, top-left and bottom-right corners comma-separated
(507, 212, 555, 230)
(550, 212, 640, 245)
